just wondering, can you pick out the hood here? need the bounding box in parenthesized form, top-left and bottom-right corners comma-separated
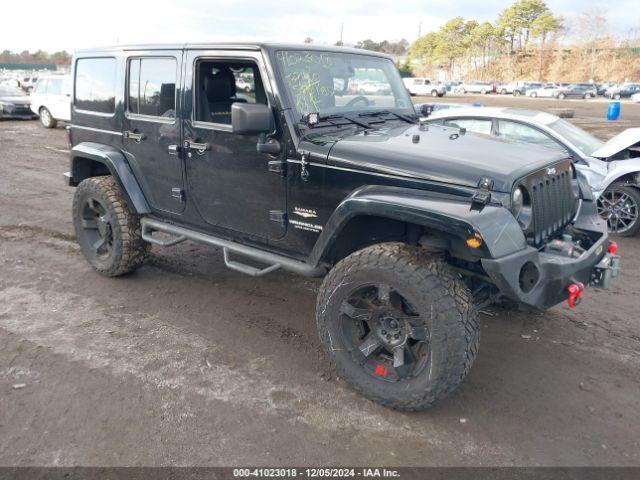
(0, 95, 30, 105)
(591, 128, 640, 160)
(317, 123, 568, 192)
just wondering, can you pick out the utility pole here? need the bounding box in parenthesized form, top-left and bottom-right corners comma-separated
(418, 21, 422, 39)
(339, 23, 344, 45)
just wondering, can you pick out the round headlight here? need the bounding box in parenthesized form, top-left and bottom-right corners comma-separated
(512, 187, 524, 218)
(512, 186, 532, 229)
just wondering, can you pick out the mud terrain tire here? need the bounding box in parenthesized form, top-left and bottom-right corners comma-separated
(72, 176, 150, 276)
(316, 243, 479, 410)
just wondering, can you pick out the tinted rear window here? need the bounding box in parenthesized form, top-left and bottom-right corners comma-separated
(127, 57, 176, 118)
(75, 57, 117, 113)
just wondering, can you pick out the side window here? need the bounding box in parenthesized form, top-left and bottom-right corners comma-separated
(127, 57, 176, 118)
(195, 59, 267, 124)
(74, 57, 117, 114)
(497, 120, 561, 150)
(413, 79, 424, 85)
(48, 79, 62, 95)
(443, 118, 492, 135)
(34, 79, 48, 94)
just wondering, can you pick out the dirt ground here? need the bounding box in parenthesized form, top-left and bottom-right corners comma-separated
(1, 96, 639, 467)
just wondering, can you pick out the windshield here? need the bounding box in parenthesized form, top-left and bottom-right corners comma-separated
(0, 86, 26, 97)
(275, 50, 413, 121)
(548, 118, 603, 156)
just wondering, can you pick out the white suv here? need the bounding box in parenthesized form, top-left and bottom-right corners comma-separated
(30, 75, 71, 128)
(403, 77, 446, 97)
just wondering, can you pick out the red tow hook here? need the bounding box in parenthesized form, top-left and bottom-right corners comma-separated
(567, 282, 585, 308)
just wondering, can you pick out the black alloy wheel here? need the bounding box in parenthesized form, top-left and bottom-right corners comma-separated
(80, 196, 114, 260)
(339, 283, 430, 382)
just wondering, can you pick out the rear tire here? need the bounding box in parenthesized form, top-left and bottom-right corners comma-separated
(316, 243, 479, 411)
(39, 107, 56, 128)
(558, 93, 566, 99)
(431, 90, 438, 97)
(614, 93, 621, 100)
(72, 176, 150, 276)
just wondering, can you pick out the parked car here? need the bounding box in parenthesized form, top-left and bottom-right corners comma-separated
(21, 76, 39, 92)
(597, 82, 616, 96)
(0, 85, 37, 120)
(527, 84, 560, 98)
(0, 78, 21, 89)
(402, 77, 446, 97)
(513, 81, 542, 96)
(425, 106, 640, 235)
(444, 80, 461, 92)
(606, 83, 640, 100)
(553, 84, 595, 99)
(29, 75, 71, 128)
(454, 81, 492, 94)
(65, 43, 617, 411)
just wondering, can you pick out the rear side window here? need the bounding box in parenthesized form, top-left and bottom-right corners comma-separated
(34, 79, 48, 94)
(128, 57, 177, 118)
(48, 78, 63, 95)
(74, 57, 117, 114)
(443, 118, 492, 135)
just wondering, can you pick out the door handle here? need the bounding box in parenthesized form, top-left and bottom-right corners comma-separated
(184, 139, 210, 156)
(123, 131, 145, 143)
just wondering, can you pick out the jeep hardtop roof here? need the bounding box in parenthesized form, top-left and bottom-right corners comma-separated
(73, 42, 393, 59)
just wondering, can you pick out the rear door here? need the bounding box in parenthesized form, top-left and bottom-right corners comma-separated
(181, 49, 286, 240)
(122, 50, 185, 214)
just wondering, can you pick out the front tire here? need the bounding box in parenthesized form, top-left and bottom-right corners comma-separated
(39, 107, 56, 128)
(72, 176, 150, 276)
(597, 185, 640, 236)
(614, 93, 621, 100)
(316, 243, 479, 411)
(431, 90, 438, 97)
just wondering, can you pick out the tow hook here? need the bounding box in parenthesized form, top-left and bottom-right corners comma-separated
(567, 282, 585, 308)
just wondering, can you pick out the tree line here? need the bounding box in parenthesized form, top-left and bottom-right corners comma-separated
(0, 50, 72, 66)
(406, 0, 639, 82)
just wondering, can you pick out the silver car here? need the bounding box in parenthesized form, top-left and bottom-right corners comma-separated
(425, 106, 640, 236)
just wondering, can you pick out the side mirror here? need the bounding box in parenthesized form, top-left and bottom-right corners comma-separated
(231, 103, 274, 135)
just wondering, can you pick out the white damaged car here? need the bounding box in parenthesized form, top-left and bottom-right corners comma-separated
(424, 106, 640, 236)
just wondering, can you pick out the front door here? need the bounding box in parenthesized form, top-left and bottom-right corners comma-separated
(182, 50, 286, 239)
(122, 50, 185, 214)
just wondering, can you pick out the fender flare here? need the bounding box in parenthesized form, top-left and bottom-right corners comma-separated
(595, 162, 640, 196)
(308, 185, 527, 265)
(70, 142, 150, 214)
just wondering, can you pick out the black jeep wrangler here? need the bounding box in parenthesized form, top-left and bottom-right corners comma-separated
(65, 43, 619, 410)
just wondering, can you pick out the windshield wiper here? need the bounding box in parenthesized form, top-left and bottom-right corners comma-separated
(319, 113, 371, 129)
(358, 110, 416, 124)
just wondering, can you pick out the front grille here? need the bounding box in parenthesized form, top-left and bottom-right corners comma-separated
(521, 159, 577, 246)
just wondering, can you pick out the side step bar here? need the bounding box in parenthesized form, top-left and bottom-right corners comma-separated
(140, 218, 326, 278)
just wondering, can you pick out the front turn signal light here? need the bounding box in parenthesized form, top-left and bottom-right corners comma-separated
(466, 233, 483, 249)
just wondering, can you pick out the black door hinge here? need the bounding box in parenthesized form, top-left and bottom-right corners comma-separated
(300, 152, 310, 182)
(269, 210, 287, 227)
(268, 160, 287, 176)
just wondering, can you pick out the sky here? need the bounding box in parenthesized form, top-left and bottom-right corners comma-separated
(2, 0, 639, 53)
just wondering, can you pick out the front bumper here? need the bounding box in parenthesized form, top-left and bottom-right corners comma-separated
(481, 220, 619, 310)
